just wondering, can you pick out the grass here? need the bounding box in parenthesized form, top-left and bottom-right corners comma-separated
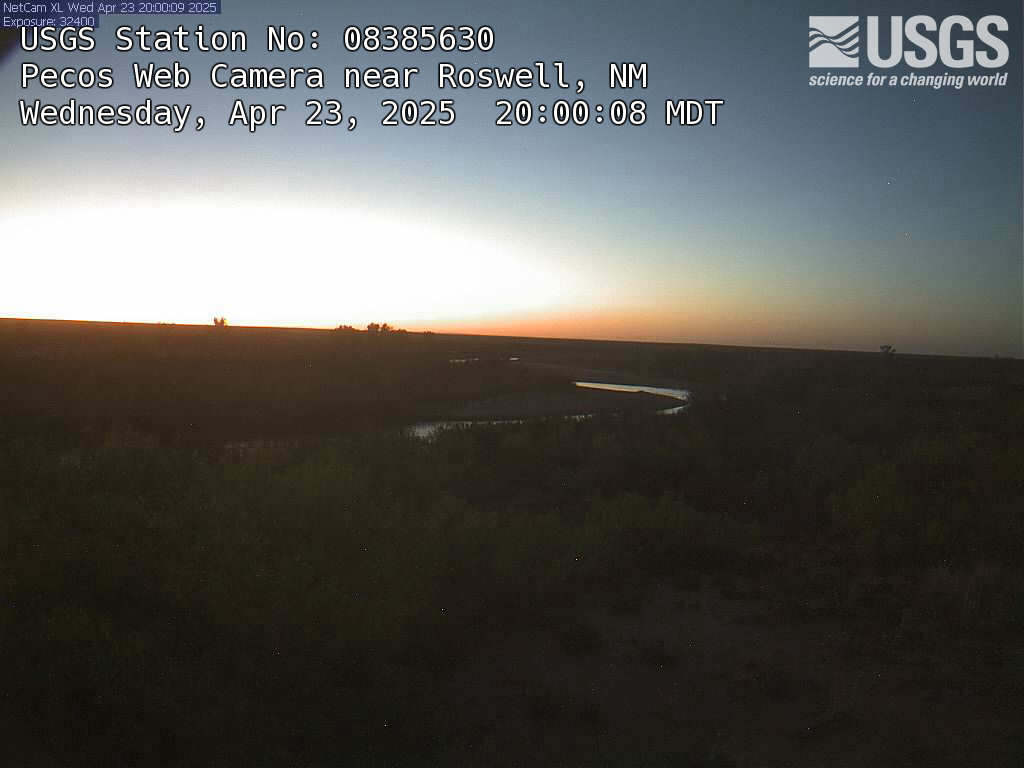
(2, 319, 1023, 764)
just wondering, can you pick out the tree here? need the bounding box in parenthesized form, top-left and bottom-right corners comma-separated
(366, 322, 404, 334)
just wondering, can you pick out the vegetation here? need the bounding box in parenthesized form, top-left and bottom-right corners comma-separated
(1, 319, 1022, 765)
(366, 322, 405, 334)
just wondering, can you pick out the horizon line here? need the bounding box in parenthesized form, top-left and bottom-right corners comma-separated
(2, 316, 1019, 362)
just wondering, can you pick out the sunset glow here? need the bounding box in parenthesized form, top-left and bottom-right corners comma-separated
(3, 200, 596, 330)
(0, 1, 1020, 356)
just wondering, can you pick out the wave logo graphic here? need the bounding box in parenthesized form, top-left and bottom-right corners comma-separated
(809, 16, 860, 67)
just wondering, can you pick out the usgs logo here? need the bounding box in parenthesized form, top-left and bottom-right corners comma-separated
(809, 15, 1010, 68)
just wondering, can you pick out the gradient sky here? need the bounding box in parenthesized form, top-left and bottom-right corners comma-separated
(1, 0, 1021, 355)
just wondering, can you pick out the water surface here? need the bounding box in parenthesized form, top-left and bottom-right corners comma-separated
(409, 381, 689, 439)
(574, 381, 691, 415)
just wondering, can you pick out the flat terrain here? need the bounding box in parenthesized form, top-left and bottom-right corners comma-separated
(0, 319, 689, 438)
(2, 319, 1023, 766)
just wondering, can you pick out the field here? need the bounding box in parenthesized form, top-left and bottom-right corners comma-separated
(2, 318, 1023, 766)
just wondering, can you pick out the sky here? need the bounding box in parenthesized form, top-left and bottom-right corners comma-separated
(1, 0, 1021, 356)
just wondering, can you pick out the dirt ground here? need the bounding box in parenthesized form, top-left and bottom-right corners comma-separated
(440, 582, 1021, 767)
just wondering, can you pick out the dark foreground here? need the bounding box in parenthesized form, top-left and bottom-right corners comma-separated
(2, 320, 1023, 766)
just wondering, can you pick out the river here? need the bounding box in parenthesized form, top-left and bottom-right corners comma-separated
(409, 381, 690, 439)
